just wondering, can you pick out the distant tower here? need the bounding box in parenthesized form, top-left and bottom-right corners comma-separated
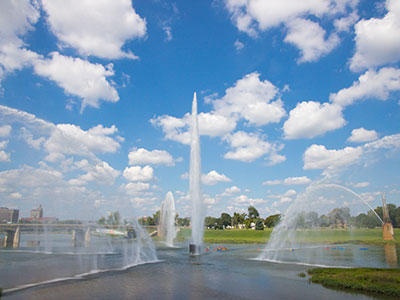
(30, 204, 43, 220)
(382, 193, 394, 241)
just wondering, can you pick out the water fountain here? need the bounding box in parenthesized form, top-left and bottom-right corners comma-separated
(189, 92, 205, 255)
(120, 219, 158, 267)
(159, 191, 177, 247)
(257, 183, 386, 266)
(0, 215, 158, 294)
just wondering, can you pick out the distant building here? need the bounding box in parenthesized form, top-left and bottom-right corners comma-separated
(0, 207, 19, 223)
(20, 205, 58, 224)
(30, 204, 43, 219)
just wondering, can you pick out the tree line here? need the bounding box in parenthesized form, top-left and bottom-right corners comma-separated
(97, 203, 400, 229)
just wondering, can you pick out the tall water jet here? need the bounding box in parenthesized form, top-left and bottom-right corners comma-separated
(159, 192, 177, 247)
(189, 92, 204, 255)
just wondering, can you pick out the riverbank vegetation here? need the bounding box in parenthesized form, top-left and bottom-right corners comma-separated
(176, 228, 399, 244)
(307, 268, 400, 297)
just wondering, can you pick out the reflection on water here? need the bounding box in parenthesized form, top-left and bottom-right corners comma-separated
(256, 243, 400, 269)
(384, 244, 398, 268)
(26, 240, 41, 247)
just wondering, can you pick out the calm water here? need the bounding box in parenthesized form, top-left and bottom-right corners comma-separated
(0, 233, 399, 300)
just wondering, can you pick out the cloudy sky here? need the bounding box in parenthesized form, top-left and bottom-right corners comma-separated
(0, 0, 399, 220)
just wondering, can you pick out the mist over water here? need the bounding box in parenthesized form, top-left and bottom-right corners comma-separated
(0, 219, 158, 293)
(190, 92, 205, 252)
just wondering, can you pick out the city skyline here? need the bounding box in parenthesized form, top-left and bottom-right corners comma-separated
(0, 0, 399, 220)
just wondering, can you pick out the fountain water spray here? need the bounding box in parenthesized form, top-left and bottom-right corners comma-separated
(159, 192, 177, 247)
(314, 184, 384, 224)
(258, 183, 385, 266)
(189, 92, 205, 255)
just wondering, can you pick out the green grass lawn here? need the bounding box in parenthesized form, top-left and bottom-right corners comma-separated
(307, 268, 400, 296)
(175, 228, 399, 245)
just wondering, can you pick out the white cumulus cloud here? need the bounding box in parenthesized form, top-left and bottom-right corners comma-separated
(44, 124, 121, 161)
(0, 105, 122, 162)
(224, 0, 357, 62)
(123, 165, 154, 182)
(347, 128, 378, 143)
(350, 0, 400, 71)
(150, 114, 190, 145)
(0, 151, 10, 162)
(263, 176, 312, 185)
(124, 182, 150, 195)
(41, 0, 146, 59)
(223, 131, 285, 164)
(303, 144, 363, 170)
(0, 0, 40, 81)
(0, 125, 11, 138)
(351, 182, 369, 188)
(202, 170, 231, 185)
(128, 148, 174, 166)
(70, 160, 120, 186)
(234, 40, 244, 51)
(284, 18, 339, 63)
(284, 176, 312, 185)
(220, 185, 241, 197)
(303, 133, 400, 174)
(330, 67, 400, 107)
(197, 112, 237, 137)
(211, 72, 286, 126)
(364, 133, 400, 151)
(33, 52, 119, 110)
(283, 101, 346, 139)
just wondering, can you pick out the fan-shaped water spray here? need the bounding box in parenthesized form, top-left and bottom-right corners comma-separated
(258, 183, 386, 266)
(312, 184, 384, 224)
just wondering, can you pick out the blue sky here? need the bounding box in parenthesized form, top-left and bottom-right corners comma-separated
(0, 0, 399, 220)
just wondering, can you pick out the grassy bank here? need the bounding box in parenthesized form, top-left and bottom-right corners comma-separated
(175, 228, 399, 245)
(307, 268, 400, 297)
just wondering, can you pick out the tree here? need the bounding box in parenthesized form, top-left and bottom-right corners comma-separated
(153, 210, 161, 226)
(264, 214, 281, 228)
(327, 207, 350, 228)
(372, 205, 397, 227)
(220, 213, 232, 228)
(112, 211, 121, 225)
(304, 211, 319, 227)
(353, 213, 376, 228)
(388, 204, 398, 228)
(255, 219, 264, 230)
(248, 206, 259, 220)
(366, 210, 381, 228)
(232, 212, 246, 228)
(176, 216, 190, 227)
(205, 216, 218, 229)
(138, 216, 155, 226)
(244, 219, 252, 229)
(396, 206, 400, 228)
(318, 214, 330, 227)
(97, 216, 106, 225)
(296, 214, 305, 228)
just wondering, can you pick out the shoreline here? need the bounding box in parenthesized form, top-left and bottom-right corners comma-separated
(175, 228, 399, 245)
(306, 268, 400, 297)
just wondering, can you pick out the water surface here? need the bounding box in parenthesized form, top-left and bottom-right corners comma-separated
(1, 234, 398, 299)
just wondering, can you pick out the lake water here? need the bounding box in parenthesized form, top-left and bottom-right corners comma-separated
(0, 233, 398, 299)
